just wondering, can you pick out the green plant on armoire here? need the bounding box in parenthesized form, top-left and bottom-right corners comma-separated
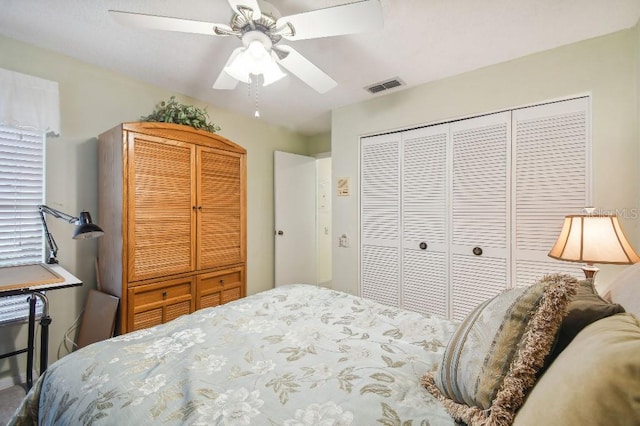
(141, 96, 221, 133)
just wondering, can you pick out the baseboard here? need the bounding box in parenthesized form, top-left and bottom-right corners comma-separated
(0, 370, 36, 391)
(318, 280, 332, 289)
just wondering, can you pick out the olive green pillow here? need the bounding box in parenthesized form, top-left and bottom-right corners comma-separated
(514, 313, 640, 426)
(605, 263, 640, 316)
(422, 273, 578, 426)
(550, 279, 625, 360)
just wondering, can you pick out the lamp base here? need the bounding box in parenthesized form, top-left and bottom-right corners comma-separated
(582, 264, 600, 280)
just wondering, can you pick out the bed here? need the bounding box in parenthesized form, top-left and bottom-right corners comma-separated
(9, 275, 640, 425)
(10, 284, 458, 425)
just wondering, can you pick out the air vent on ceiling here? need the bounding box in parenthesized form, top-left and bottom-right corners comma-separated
(365, 78, 404, 94)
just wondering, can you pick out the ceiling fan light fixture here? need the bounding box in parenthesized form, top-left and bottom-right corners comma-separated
(224, 30, 286, 86)
(224, 50, 252, 83)
(262, 54, 286, 86)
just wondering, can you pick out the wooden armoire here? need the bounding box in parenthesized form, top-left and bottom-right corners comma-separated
(97, 122, 246, 334)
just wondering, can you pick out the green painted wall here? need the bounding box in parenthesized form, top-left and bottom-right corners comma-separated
(332, 24, 640, 296)
(306, 131, 331, 156)
(2, 20, 638, 387)
(0, 35, 310, 382)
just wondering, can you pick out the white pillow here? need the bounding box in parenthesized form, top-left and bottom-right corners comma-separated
(603, 263, 640, 316)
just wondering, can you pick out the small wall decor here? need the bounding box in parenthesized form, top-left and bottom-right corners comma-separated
(337, 177, 350, 196)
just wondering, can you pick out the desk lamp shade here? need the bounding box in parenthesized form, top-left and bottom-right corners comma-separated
(548, 214, 640, 278)
(72, 211, 104, 239)
(39, 205, 104, 264)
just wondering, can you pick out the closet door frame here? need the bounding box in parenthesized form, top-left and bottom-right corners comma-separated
(359, 95, 592, 319)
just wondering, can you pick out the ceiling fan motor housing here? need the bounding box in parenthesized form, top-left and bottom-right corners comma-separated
(230, 2, 283, 45)
(241, 30, 273, 50)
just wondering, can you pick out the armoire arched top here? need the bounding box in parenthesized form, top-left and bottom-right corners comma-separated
(122, 122, 246, 154)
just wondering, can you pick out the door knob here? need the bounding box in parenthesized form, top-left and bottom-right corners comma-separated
(277, 230, 284, 235)
(419, 242, 428, 250)
(473, 246, 483, 256)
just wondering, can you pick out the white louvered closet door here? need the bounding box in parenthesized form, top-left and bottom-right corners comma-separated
(360, 133, 402, 307)
(401, 125, 449, 317)
(450, 112, 511, 320)
(513, 97, 590, 286)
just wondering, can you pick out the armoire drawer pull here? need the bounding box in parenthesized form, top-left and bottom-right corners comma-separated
(419, 242, 428, 250)
(472, 247, 483, 256)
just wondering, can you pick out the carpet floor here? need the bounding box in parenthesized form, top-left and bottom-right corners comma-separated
(0, 385, 26, 425)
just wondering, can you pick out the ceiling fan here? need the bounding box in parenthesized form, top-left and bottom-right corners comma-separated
(109, 0, 384, 94)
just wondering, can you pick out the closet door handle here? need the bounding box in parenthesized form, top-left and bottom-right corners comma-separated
(472, 247, 483, 256)
(419, 242, 428, 250)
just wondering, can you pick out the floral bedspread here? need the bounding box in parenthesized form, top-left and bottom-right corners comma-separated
(10, 284, 458, 425)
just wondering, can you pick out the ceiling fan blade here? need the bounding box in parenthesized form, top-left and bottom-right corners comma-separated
(274, 46, 337, 94)
(213, 48, 243, 90)
(227, 0, 262, 20)
(276, 0, 383, 41)
(109, 10, 232, 35)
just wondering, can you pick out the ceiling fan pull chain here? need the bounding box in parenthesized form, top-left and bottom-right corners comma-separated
(254, 75, 260, 118)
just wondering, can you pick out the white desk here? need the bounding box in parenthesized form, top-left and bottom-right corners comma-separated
(0, 263, 82, 389)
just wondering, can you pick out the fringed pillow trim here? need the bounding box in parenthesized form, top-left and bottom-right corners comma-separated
(489, 274, 578, 423)
(423, 273, 578, 426)
(422, 373, 502, 426)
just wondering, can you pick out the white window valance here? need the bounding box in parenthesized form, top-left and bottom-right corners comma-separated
(0, 68, 60, 137)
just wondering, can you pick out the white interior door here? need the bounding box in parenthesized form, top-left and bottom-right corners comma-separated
(274, 151, 317, 286)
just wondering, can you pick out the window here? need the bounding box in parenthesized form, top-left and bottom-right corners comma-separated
(0, 123, 45, 323)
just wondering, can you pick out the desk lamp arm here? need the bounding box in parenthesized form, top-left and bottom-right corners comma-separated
(38, 205, 79, 265)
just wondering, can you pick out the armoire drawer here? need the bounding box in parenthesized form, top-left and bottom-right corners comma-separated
(196, 267, 245, 310)
(128, 276, 195, 331)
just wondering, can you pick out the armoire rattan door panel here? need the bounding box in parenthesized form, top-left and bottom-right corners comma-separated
(127, 134, 196, 282)
(197, 147, 245, 270)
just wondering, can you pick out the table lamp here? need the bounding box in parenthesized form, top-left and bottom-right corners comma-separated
(38, 205, 105, 264)
(548, 210, 640, 280)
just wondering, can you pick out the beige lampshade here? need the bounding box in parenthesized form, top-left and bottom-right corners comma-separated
(548, 214, 640, 264)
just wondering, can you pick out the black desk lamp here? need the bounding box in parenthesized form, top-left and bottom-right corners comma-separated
(38, 205, 104, 264)
(31, 205, 104, 381)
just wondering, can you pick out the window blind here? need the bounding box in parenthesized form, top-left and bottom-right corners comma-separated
(0, 123, 45, 323)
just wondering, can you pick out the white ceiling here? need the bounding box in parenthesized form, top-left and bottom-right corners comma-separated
(1, 0, 639, 135)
